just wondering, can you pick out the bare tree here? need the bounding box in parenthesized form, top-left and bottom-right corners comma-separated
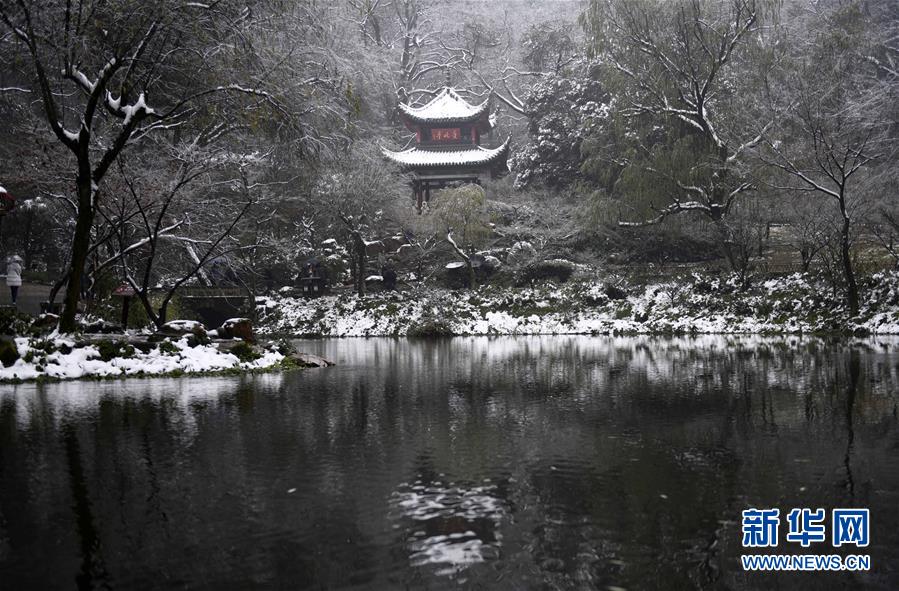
(313, 143, 405, 296)
(98, 145, 257, 328)
(0, 0, 285, 331)
(759, 2, 894, 313)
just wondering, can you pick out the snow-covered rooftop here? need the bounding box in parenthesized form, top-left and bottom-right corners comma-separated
(382, 136, 511, 169)
(399, 87, 490, 123)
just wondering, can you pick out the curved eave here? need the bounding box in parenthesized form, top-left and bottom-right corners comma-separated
(397, 87, 491, 126)
(381, 136, 511, 170)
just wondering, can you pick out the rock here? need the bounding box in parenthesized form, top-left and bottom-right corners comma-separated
(31, 313, 59, 333)
(507, 241, 537, 266)
(289, 352, 334, 368)
(78, 318, 123, 334)
(154, 320, 207, 341)
(216, 318, 254, 342)
(482, 255, 502, 271)
(364, 275, 384, 292)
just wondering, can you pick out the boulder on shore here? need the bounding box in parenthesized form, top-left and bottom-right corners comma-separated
(289, 352, 334, 368)
(154, 320, 207, 341)
(31, 313, 59, 333)
(214, 318, 254, 342)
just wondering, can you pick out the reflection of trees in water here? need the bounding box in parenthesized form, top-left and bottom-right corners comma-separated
(62, 423, 111, 591)
(842, 349, 860, 498)
(0, 337, 898, 589)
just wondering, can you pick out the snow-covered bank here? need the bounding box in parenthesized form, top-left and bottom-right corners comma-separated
(257, 272, 899, 337)
(0, 335, 286, 383)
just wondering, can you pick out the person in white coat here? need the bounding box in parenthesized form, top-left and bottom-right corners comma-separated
(5, 254, 22, 305)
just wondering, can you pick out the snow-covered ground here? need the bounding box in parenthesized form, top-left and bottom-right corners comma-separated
(0, 335, 284, 382)
(257, 272, 899, 337)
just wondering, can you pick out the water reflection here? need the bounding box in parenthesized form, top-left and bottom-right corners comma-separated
(0, 336, 897, 590)
(390, 475, 507, 575)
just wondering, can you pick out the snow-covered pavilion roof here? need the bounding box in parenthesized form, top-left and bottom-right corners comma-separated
(398, 87, 491, 124)
(381, 136, 511, 170)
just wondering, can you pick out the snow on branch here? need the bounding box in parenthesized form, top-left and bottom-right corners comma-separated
(618, 200, 712, 227)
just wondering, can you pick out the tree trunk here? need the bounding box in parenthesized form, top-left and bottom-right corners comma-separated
(800, 249, 812, 273)
(59, 173, 95, 332)
(157, 300, 169, 326)
(713, 217, 748, 283)
(132, 288, 163, 330)
(840, 213, 859, 314)
(354, 235, 366, 297)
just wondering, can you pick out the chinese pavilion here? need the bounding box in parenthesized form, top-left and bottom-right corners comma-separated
(382, 86, 511, 211)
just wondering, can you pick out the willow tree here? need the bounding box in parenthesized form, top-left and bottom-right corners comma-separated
(430, 184, 490, 289)
(579, 0, 779, 274)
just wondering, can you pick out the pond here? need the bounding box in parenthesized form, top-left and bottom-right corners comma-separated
(1, 336, 898, 590)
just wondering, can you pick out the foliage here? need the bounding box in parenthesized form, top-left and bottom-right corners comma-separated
(511, 60, 610, 188)
(0, 308, 31, 336)
(187, 327, 211, 348)
(407, 317, 455, 337)
(0, 339, 19, 367)
(514, 260, 576, 286)
(429, 184, 491, 249)
(157, 340, 180, 355)
(578, 0, 776, 275)
(230, 341, 260, 362)
(94, 340, 136, 362)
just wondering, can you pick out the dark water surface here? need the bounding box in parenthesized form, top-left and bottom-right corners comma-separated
(1, 336, 898, 590)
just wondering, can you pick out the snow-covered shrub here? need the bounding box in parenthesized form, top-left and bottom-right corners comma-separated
(408, 317, 455, 338)
(0, 339, 19, 367)
(604, 284, 627, 301)
(95, 340, 136, 362)
(157, 340, 180, 355)
(0, 308, 30, 336)
(511, 59, 610, 188)
(229, 341, 260, 362)
(514, 259, 576, 286)
(507, 241, 538, 266)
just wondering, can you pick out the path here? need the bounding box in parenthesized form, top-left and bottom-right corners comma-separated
(0, 281, 52, 315)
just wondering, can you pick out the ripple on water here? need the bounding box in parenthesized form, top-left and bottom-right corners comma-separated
(389, 477, 508, 576)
